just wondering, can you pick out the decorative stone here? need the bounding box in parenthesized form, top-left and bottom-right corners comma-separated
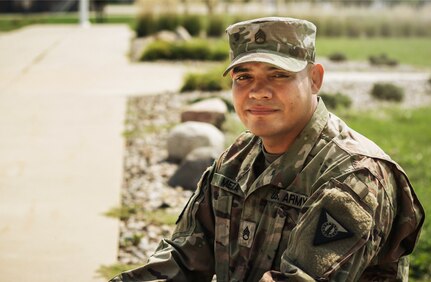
(167, 121, 225, 162)
(168, 147, 219, 190)
(155, 30, 178, 42)
(176, 26, 192, 41)
(181, 98, 228, 129)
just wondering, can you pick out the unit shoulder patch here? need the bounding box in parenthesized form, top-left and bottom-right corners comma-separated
(313, 208, 354, 246)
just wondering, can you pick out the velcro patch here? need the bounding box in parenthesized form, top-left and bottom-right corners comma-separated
(313, 208, 354, 246)
(211, 173, 243, 196)
(238, 220, 256, 248)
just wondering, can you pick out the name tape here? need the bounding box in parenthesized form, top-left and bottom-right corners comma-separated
(268, 190, 308, 209)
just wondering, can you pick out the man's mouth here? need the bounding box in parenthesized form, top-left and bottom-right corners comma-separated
(247, 107, 278, 115)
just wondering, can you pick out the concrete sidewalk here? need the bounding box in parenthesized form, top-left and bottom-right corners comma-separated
(0, 24, 188, 282)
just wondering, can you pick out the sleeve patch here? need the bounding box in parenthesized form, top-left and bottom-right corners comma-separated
(284, 181, 373, 278)
(313, 208, 354, 246)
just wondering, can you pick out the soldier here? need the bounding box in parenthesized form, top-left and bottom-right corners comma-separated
(110, 17, 424, 281)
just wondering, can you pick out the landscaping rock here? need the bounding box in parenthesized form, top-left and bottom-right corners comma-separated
(155, 30, 178, 42)
(181, 98, 228, 129)
(167, 121, 225, 162)
(153, 27, 192, 43)
(168, 146, 219, 190)
(175, 26, 192, 41)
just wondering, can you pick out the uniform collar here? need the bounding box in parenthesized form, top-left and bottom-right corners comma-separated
(243, 98, 329, 195)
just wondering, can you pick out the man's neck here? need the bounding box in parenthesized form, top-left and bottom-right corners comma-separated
(261, 136, 295, 154)
(262, 98, 318, 154)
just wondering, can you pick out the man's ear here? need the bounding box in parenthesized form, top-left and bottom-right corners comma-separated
(309, 64, 324, 94)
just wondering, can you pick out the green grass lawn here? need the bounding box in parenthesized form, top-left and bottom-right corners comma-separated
(317, 37, 431, 68)
(0, 14, 137, 32)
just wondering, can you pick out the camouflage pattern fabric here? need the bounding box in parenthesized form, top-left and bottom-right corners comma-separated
(110, 99, 424, 282)
(223, 17, 316, 76)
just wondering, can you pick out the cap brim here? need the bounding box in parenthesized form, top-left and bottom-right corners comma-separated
(223, 52, 308, 77)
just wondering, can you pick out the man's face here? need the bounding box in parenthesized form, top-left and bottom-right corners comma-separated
(231, 62, 322, 153)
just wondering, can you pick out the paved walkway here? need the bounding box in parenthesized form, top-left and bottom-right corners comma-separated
(0, 24, 188, 282)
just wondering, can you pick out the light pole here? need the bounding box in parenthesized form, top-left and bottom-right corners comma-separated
(80, 0, 91, 27)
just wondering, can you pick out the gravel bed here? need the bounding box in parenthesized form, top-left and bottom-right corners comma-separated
(118, 91, 217, 265)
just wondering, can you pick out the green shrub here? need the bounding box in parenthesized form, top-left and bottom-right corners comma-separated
(364, 21, 379, 37)
(140, 40, 173, 61)
(345, 20, 362, 37)
(171, 40, 211, 60)
(181, 66, 231, 92)
(209, 39, 230, 60)
(104, 205, 138, 221)
(399, 22, 414, 37)
(323, 18, 345, 37)
(207, 16, 226, 37)
(371, 83, 404, 102)
(157, 13, 181, 31)
(181, 72, 225, 92)
(328, 52, 347, 62)
(379, 21, 391, 37)
(123, 233, 142, 247)
(135, 14, 158, 37)
(414, 21, 430, 37)
(182, 15, 203, 36)
(141, 39, 228, 61)
(319, 92, 352, 109)
(369, 54, 398, 66)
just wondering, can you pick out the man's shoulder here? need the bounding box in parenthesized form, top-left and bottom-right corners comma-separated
(326, 112, 391, 161)
(306, 112, 403, 187)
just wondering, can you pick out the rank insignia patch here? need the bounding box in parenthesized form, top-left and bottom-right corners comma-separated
(255, 29, 266, 44)
(238, 220, 256, 248)
(313, 208, 354, 246)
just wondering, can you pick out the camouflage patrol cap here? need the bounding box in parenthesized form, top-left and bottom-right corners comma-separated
(223, 17, 316, 76)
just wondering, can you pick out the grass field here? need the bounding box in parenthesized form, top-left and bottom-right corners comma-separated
(317, 37, 431, 68)
(0, 14, 137, 31)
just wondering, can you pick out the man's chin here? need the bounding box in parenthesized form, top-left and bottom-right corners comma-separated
(248, 129, 272, 138)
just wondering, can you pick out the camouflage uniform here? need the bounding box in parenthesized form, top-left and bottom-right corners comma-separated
(110, 99, 424, 282)
(110, 17, 424, 281)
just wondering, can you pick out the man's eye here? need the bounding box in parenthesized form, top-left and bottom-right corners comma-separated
(235, 75, 251, 81)
(273, 73, 290, 78)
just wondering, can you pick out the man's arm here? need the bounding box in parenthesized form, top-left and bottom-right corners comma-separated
(109, 166, 216, 282)
(259, 166, 423, 281)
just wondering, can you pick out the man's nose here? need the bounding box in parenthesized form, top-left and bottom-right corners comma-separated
(249, 80, 272, 100)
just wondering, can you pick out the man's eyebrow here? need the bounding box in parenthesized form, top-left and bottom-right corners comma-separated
(232, 66, 249, 73)
(267, 66, 292, 72)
